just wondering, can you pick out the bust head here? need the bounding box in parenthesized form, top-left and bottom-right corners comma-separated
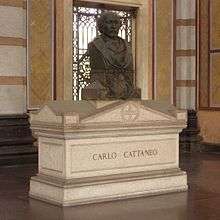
(97, 12, 122, 38)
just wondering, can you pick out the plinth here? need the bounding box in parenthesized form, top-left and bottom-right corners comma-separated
(29, 100, 187, 206)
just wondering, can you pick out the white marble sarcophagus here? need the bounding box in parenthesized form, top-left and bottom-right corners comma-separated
(29, 100, 188, 206)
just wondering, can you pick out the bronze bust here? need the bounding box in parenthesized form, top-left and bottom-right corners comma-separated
(83, 12, 139, 100)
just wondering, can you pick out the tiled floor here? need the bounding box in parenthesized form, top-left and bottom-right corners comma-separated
(0, 152, 220, 220)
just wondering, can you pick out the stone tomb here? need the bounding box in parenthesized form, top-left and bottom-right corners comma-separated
(29, 100, 188, 206)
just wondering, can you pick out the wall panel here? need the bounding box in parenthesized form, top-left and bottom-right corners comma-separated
(0, 6, 26, 38)
(0, 46, 26, 76)
(198, 0, 220, 144)
(198, 111, 220, 143)
(199, 0, 220, 109)
(0, 85, 26, 114)
(176, 0, 195, 19)
(28, 0, 54, 108)
(155, 0, 172, 102)
(210, 53, 220, 106)
(210, 0, 220, 50)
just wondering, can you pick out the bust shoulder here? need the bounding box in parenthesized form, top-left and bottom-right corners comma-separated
(88, 36, 103, 50)
(89, 36, 102, 44)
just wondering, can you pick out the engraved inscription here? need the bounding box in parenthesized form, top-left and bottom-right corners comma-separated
(123, 149, 158, 158)
(70, 138, 177, 174)
(92, 152, 117, 161)
(91, 148, 158, 161)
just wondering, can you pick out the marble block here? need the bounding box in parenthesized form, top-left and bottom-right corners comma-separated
(29, 100, 188, 206)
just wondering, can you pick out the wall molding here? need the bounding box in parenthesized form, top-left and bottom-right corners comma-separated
(0, 76, 26, 85)
(176, 19, 196, 26)
(0, 37, 26, 47)
(78, 0, 144, 7)
(176, 49, 196, 56)
(0, 0, 26, 9)
(176, 80, 196, 87)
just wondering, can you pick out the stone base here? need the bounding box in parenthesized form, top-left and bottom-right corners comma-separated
(30, 169, 187, 206)
(29, 100, 187, 206)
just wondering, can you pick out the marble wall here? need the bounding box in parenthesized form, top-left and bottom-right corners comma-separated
(1, 0, 219, 145)
(154, 0, 197, 106)
(174, 0, 196, 110)
(28, 0, 176, 105)
(0, 0, 27, 114)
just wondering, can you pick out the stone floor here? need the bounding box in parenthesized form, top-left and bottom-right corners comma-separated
(0, 152, 220, 220)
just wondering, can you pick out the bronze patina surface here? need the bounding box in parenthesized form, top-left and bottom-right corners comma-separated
(83, 12, 140, 100)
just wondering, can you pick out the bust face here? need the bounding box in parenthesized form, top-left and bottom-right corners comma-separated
(101, 13, 121, 38)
